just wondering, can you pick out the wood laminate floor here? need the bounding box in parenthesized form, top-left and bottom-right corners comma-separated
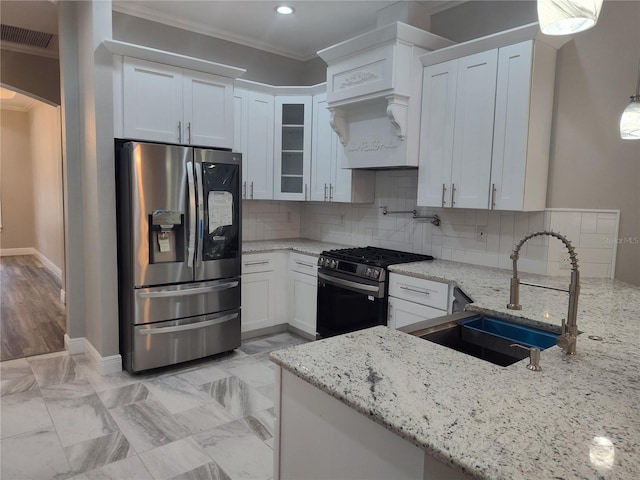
(1, 255, 66, 361)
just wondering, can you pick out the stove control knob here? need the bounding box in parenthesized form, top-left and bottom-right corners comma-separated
(365, 267, 372, 277)
(372, 269, 380, 279)
(318, 257, 325, 267)
(329, 259, 337, 269)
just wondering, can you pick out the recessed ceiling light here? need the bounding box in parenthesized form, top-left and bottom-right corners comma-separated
(275, 5, 295, 15)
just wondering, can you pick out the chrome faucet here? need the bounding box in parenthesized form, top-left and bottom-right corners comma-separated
(507, 231, 580, 355)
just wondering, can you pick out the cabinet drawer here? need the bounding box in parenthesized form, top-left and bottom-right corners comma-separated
(242, 254, 276, 274)
(289, 252, 318, 276)
(388, 273, 449, 310)
(388, 297, 447, 330)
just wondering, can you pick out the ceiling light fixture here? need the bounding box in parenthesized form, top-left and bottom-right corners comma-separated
(620, 60, 640, 140)
(537, 0, 603, 35)
(275, 5, 295, 15)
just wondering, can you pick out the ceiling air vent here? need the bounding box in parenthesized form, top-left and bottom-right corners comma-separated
(1, 24, 53, 49)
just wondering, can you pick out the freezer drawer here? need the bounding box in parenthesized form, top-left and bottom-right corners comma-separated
(134, 277, 240, 325)
(131, 309, 240, 372)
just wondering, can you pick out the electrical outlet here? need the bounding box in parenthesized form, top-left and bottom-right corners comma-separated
(559, 254, 572, 270)
(476, 225, 488, 243)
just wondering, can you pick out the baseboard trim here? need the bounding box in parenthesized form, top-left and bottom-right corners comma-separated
(34, 250, 62, 281)
(286, 324, 315, 341)
(64, 334, 85, 355)
(241, 323, 288, 341)
(0, 247, 36, 256)
(64, 335, 122, 375)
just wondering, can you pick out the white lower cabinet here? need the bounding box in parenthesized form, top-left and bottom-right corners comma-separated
(241, 251, 317, 337)
(387, 273, 450, 330)
(241, 253, 286, 333)
(287, 253, 318, 337)
(276, 368, 472, 480)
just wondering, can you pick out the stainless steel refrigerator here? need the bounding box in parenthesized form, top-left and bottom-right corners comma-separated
(116, 140, 241, 373)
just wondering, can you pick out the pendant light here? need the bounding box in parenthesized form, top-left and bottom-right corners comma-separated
(537, 0, 603, 35)
(620, 61, 640, 140)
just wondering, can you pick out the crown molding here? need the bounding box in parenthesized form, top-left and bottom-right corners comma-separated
(112, 3, 317, 62)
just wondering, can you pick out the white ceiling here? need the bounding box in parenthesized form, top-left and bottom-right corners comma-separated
(112, 1, 462, 61)
(1, 1, 463, 63)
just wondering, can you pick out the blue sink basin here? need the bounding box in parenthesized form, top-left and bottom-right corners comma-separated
(461, 317, 557, 350)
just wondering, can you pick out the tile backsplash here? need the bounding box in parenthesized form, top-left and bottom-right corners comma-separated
(243, 171, 619, 279)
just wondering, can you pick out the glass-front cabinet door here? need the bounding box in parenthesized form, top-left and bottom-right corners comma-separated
(273, 96, 312, 201)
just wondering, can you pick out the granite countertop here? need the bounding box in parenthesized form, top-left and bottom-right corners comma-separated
(270, 258, 640, 479)
(242, 238, 349, 256)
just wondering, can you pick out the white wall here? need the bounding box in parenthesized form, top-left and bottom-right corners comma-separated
(0, 49, 61, 106)
(112, 12, 315, 86)
(0, 109, 35, 250)
(29, 103, 64, 274)
(297, 171, 618, 279)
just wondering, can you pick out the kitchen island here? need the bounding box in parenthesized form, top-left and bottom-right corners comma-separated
(270, 260, 640, 479)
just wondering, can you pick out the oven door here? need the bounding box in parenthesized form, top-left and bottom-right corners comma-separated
(316, 270, 387, 338)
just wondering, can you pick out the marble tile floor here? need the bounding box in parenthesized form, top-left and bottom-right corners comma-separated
(0, 331, 307, 480)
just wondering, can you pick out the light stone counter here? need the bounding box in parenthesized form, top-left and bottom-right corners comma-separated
(242, 238, 349, 256)
(271, 259, 640, 479)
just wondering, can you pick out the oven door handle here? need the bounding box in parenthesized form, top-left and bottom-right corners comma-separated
(317, 271, 380, 295)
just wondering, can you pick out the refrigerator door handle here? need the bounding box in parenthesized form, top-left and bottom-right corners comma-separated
(138, 281, 239, 299)
(186, 161, 196, 268)
(138, 312, 239, 335)
(194, 160, 205, 269)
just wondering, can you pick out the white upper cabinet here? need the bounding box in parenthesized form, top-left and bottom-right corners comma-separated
(273, 96, 312, 201)
(449, 49, 498, 209)
(122, 57, 234, 148)
(234, 88, 275, 200)
(311, 93, 375, 203)
(182, 69, 234, 148)
(123, 58, 183, 144)
(418, 25, 566, 211)
(417, 59, 457, 208)
(418, 50, 497, 209)
(490, 40, 556, 211)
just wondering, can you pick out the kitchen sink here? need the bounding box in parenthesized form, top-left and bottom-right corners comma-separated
(412, 314, 560, 367)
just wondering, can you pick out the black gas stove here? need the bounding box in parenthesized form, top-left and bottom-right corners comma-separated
(318, 246, 433, 283)
(316, 247, 434, 339)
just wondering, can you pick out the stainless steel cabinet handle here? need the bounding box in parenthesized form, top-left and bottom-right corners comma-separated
(186, 161, 196, 268)
(329, 184, 333, 201)
(178, 121, 182, 143)
(242, 181, 247, 200)
(139, 313, 238, 335)
(244, 260, 270, 266)
(187, 121, 192, 144)
(441, 184, 447, 207)
(138, 281, 239, 299)
(400, 285, 431, 295)
(295, 260, 315, 268)
(451, 183, 456, 207)
(304, 183, 308, 201)
(250, 181, 254, 199)
(324, 184, 328, 201)
(491, 183, 497, 210)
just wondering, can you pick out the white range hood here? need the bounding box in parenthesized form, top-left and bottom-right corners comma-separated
(317, 22, 454, 169)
